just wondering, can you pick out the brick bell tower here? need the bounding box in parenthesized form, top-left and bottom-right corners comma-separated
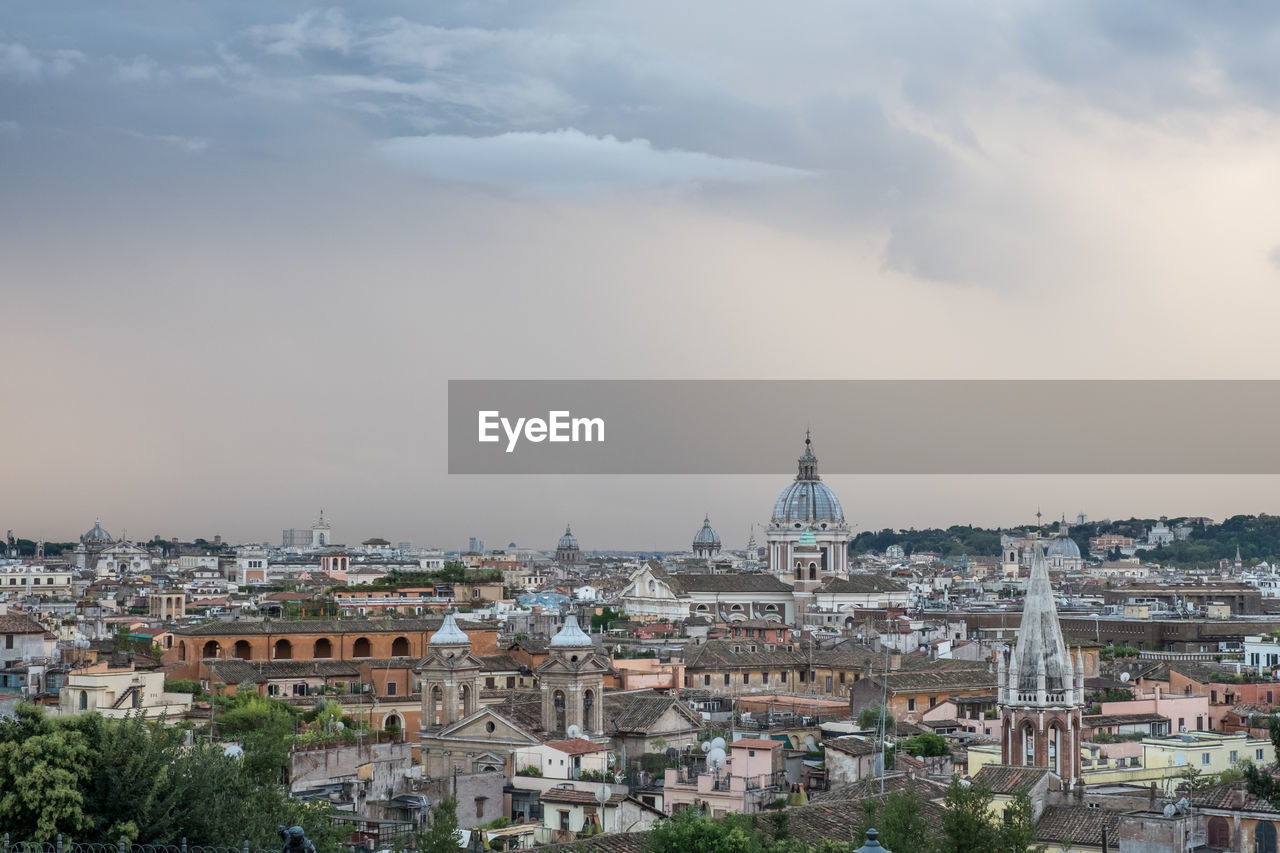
(998, 537, 1085, 788)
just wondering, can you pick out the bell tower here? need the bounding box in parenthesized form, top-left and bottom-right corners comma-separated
(417, 611, 482, 728)
(536, 613, 611, 737)
(997, 538, 1085, 787)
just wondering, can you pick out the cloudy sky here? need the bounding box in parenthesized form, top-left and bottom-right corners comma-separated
(4, 2, 1280, 551)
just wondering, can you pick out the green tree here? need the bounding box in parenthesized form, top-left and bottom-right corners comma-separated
(0, 715, 92, 839)
(941, 777, 999, 853)
(898, 733, 948, 758)
(419, 796, 462, 853)
(856, 785, 941, 853)
(858, 704, 895, 733)
(647, 809, 765, 853)
(997, 791, 1043, 853)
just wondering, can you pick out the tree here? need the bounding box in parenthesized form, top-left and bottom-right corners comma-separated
(418, 796, 461, 853)
(997, 791, 1043, 853)
(941, 777, 1000, 853)
(858, 704, 895, 733)
(647, 809, 765, 853)
(898, 733, 948, 758)
(0, 721, 92, 839)
(856, 785, 941, 853)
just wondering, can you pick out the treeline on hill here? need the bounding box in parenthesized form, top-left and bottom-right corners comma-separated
(637, 779, 1041, 853)
(0, 698, 340, 848)
(849, 514, 1280, 568)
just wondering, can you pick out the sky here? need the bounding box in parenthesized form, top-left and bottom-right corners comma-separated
(4, 2, 1280, 551)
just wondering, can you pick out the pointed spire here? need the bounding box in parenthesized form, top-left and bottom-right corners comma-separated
(1009, 540, 1074, 703)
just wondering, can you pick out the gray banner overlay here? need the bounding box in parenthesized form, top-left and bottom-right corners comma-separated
(448, 380, 1280, 474)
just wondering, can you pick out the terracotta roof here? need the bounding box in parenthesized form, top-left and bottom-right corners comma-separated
(173, 617, 491, 636)
(731, 738, 781, 750)
(539, 788, 627, 806)
(668, 573, 791, 595)
(1194, 781, 1280, 814)
(821, 576, 908, 594)
(604, 691, 698, 734)
(972, 764, 1049, 794)
(544, 739, 609, 755)
(480, 654, 526, 672)
(824, 735, 877, 757)
(809, 773, 949, 804)
(542, 832, 648, 853)
(1034, 805, 1123, 847)
(207, 659, 361, 682)
(772, 778, 949, 844)
(0, 614, 47, 634)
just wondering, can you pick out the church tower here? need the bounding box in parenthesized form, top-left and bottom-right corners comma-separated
(536, 614, 611, 737)
(998, 538, 1085, 787)
(418, 611, 482, 728)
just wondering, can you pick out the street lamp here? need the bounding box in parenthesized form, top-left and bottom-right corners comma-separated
(855, 828, 891, 853)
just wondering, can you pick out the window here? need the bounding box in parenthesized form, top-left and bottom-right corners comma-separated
(4, 635, 11, 649)
(930, 696, 937, 708)
(743, 673, 749, 685)
(559, 812, 570, 831)
(1202, 752, 1211, 765)
(724, 673, 730, 685)
(486, 678, 495, 689)
(507, 676, 516, 688)
(1260, 749, 1267, 761)
(1230, 750, 1238, 764)
(387, 682, 397, 696)
(907, 698, 916, 711)
(704, 674, 711, 686)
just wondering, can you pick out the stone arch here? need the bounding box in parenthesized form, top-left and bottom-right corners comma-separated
(352, 637, 372, 658)
(583, 687, 597, 732)
(384, 712, 402, 731)
(178, 641, 187, 661)
(459, 682, 473, 718)
(274, 638, 293, 660)
(233, 640, 252, 660)
(391, 636, 410, 656)
(313, 638, 333, 658)
(553, 689, 567, 734)
(1047, 722, 1063, 776)
(1019, 721, 1036, 766)
(428, 684, 443, 725)
(202, 640, 220, 659)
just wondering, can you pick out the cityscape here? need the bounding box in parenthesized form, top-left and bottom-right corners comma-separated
(7, 3, 1280, 853)
(7, 433, 1280, 851)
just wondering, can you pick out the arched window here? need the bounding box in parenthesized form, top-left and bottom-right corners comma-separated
(1207, 817, 1230, 848)
(274, 639, 293, 660)
(202, 641, 219, 659)
(429, 685, 443, 726)
(178, 642, 187, 661)
(1021, 724, 1036, 766)
(384, 713, 402, 732)
(233, 640, 252, 661)
(1259, 821, 1277, 853)
(459, 683, 472, 718)
(1047, 725, 1060, 776)
(79, 690, 88, 711)
(352, 637, 372, 658)
(583, 688, 595, 731)
(391, 636, 410, 656)
(553, 689, 567, 734)
(314, 638, 333, 658)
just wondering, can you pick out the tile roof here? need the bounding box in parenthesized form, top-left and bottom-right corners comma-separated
(539, 788, 627, 806)
(1034, 805, 1123, 847)
(773, 778, 949, 844)
(480, 654, 526, 672)
(541, 832, 648, 853)
(173, 617, 491, 636)
(668, 573, 792, 595)
(821, 576, 909, 594)
(971, 764, 1049, 794)
(1083, 713, 1167, 727)
(824, 735, 877, 757)
(545, 739, 609, 755)
(486, 689, 544, 732)
(604, 691, 697, 734)
(1194, 781, 1280, 814)
(731, 738, 781, 750)
(809, 773, 949, 804)
(0, 614, 47, 634)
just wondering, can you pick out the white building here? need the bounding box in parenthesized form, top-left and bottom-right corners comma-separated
(0, 564, 73, 598)
(766, 433, 850, 582)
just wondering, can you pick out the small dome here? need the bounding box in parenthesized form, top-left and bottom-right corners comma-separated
(81, 519, 113, 545)
(430, 611, 470, 646)
(693, 516, 721, 549)
(558, 525, 579, 550)
(797, 529, 818, 547)
(1047, 535, 1081, 560)
(549, 614, 593, 649)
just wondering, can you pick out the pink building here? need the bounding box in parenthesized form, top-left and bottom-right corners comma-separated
(1102, 685, 1211, 733)
(662, 738, 786, 817)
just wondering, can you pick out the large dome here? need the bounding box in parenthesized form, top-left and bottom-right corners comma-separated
(693, 516, 721, 549)
(1047, 535, 1081, 560)
(557, 525, 579, 550)
(81, 519, 113, 545)
(771, 435, 845, 525)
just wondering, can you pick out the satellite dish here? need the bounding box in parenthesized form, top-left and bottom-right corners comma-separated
(567, 724, 581, 738)
(665, 747, 678, 759)
(710, 737, 726, 751)
(223, 743, 244, 759)
(1120, 672, 1131, 683)
(701, 741, 711, 753)
(1163, 804, 1177, 818)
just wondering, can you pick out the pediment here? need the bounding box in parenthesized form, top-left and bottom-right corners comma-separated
(417, 650, 484, 672)
(535, 655, 612, 676)
(436, 707, 540, 744)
